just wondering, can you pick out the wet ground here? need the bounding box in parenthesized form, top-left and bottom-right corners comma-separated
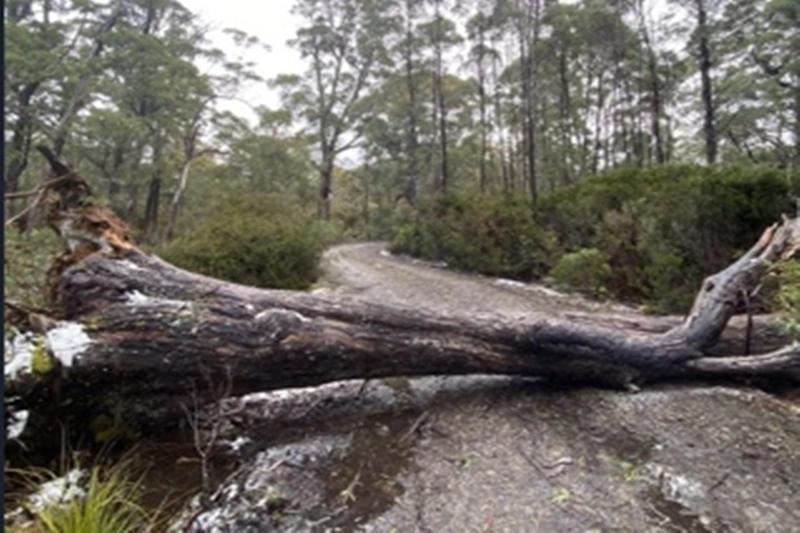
(166, 243, 800, 532)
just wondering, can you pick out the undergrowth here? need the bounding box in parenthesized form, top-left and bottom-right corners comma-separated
(158, 194, 324, 290)
(5, 456, 163, 533)
(392, 165, 799, 313)
(4, 228, 63, 308)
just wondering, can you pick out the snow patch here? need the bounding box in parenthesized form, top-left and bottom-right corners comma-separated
(125, 290, 192, 309)
(7, 409, 29, 439)
(254, 309, 309, 323)
(119, 259, 142, 271)
(5, 332, 35, 378)
(46, 322, 92, 368)
(494, 278, 527, 289)
(126, 290, 152, 305)
(226, 435, 252, 453)
(27, 469, 88, 513)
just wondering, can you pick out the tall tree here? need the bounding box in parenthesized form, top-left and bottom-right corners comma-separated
(400, 0, 421, 204)
(680, 0, 719, 164)
(635, 0, 667, 164)
(511, 0, 541, 202)
(282, 0, 391, 219)
(419, 0, 461, 192)
(467, 7, 496, 192)
(4, 0, 119, 199)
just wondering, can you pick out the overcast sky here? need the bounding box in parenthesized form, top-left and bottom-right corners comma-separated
(181, 0, 305, 122)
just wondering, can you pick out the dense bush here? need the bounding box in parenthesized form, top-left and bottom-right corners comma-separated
(773, 261, 800, 339)
(159, 195, 324, 290)
(393, 165, 799, 313)
(4, 228, 64, 308)
(391, 191, 560, 279)
(548, 248, 611, 298)
(540, 164, 797, 311)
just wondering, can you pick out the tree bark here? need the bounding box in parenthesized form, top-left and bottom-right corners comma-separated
(695, 0, 717, 164)
(402, 0, 419, 204)
(636, 0, 665, 165)
(6, 156, 800, 442)
(143, 142, 164, 243)
(432, 0, 449, 192)
(474, 31, 489, 193)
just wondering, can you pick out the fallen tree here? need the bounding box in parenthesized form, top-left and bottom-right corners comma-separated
(5, 150, 800, 444)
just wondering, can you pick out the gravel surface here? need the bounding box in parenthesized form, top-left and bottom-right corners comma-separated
(319, 242, 636, 319)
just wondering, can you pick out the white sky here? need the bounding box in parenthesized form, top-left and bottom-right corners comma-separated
(181, 0, 305, 123)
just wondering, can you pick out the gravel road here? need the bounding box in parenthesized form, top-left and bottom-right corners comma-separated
(319, 242, 634, 319)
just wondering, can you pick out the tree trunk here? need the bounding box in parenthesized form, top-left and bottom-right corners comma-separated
(558, 46, 573, 185)
(143, 141, 164, 243)
(164, 159, 192, 241)
(4, 83, 40, 210)
(516, 0, 538, 204)
(637, 0, 665, 165)
(403, 0, 419, 204)
(695, 0, 717, 164)
(6, 155, 800, 448)
(476, 40, 489, 193)
(793, 70, 800, 166)
(319, 156, 334, 220)
(433, 1, 449, 192)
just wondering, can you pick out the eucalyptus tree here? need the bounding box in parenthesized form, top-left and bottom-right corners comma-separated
(4, 0, 121, 199)
(466, 3, 499, 192)
(668, 0, 723, 163)
(716, 0, 799, 165)
(633, 0, 668, 164)
(511, 0, 541, 202)
(418, 0, 463, 193)
(280, 0, 395, 220)
(398, 0, 423, 204)
(72, 0, 262, 243)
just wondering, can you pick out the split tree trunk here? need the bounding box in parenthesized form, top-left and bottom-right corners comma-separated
(5, 153, 800, 442)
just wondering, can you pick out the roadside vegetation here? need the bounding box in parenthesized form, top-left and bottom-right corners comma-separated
(392, 165, 800, 313)
(157, 195, 325, 290)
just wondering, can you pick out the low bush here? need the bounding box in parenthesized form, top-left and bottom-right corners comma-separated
(773, 260, 800, 338)
(159, 195, 324, 290)
(391, 191, 560, 280)
(538, 164, 798, 310)
(393, 164, 799, 312)
(548, 248, 611, 298)
(4, 228, 64, 308)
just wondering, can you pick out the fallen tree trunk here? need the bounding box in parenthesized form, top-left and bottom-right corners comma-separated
(5, 151, 800, 442)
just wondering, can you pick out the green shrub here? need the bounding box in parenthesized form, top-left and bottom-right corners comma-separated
(540, 164, 798, 312)
(159, 195, 323, 290)
(391, 192, 560, 280)
(548, 248, 611, 298)
(773, 260, 800, 338)
(4, 228, 64, 308)
(392, 165, 797, 313)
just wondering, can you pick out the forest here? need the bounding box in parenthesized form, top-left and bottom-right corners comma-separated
(4, 0, 800, 531)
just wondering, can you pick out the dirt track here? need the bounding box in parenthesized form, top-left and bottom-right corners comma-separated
(319, 242, 634, 318)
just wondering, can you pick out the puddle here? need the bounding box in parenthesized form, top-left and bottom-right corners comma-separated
(316, 411, 420, 529)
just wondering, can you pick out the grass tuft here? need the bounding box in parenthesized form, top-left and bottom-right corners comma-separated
(6, 457, 154, 533)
